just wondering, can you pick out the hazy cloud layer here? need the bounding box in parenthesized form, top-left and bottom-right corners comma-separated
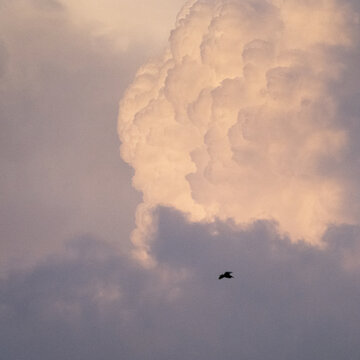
(2, 208, 360, 359)
(0, 0, 188, 273)
(62, 0, 185, 52)
(0, 0, 155, 271)
(118, 0, 360, 263)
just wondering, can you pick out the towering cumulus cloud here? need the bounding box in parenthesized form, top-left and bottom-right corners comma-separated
(119, 0, 357, 263)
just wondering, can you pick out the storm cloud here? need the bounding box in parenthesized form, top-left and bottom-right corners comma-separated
(1, 209, 360, 359)
(2, 0, 360, 358)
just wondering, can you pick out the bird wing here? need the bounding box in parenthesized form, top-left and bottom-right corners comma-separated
(224, 271, 232, 276)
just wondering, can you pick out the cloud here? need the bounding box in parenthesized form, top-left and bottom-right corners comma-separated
(2, 209, 360, 359)
(32, 0, 64, 11)
(118, 0, 360, 262)
(61, 0, 185, 52)
(0, 0, 149, 271)
(0, 37, 8, 74)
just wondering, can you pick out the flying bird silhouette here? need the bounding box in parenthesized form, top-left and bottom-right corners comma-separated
(218, 271, 233, 279)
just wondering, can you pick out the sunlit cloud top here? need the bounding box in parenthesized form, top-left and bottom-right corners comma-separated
(118, 0, 359, 263)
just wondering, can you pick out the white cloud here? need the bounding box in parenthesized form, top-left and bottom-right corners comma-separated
(118, 0, 359, 263)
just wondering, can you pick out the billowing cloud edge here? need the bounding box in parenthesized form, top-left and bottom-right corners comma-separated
(118, 0, 360, 264)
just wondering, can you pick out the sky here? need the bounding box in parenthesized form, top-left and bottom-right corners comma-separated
(1, 0, 360, 359)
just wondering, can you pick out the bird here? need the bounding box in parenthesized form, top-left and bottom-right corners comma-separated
(218, 271, 233, 279)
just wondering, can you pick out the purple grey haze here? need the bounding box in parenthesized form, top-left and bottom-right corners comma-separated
(1, 0, 360, 359)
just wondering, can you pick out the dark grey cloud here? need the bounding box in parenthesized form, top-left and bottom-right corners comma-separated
(2, 208, 360, 359)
